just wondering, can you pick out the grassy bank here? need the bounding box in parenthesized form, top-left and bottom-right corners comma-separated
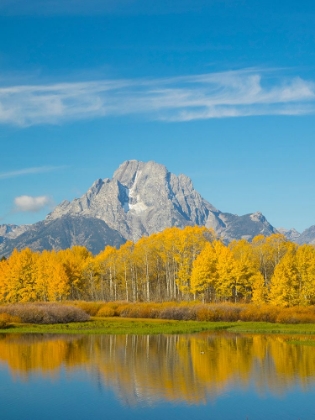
(1, 317, 315, 335)
(1, 301, 315, 335)
(0, 318, 234, 335)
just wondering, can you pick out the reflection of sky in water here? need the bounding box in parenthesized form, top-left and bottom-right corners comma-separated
(0, 333, 315, 419)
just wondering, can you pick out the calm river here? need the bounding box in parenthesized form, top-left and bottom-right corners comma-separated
(0, 332, 315, 419)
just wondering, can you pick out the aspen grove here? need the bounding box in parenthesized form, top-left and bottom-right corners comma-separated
(1, 226, 315, 307)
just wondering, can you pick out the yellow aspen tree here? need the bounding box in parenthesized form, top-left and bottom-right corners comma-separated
(266, 233, 293, 268)
(268, 241, 315, 307)
(58, 246, 91, 300)
(35, 250, 52, 301)
(173, 226, 213, 299)
(252, 234, 293, 295)
(269, 249, 299, 307)
(147, 232, 167, 301)
(0, 257, 10, 302)
(47, 252, 70, 301)
(4, 248, 39, 302)
(190, 242, 217, 302)
(295, 244, 315, 305)
(150, 229, 175, 301)
(229, 239, 264, 302)
(96, 246, 119, 301)
(214, 241, 240, 302)
(134, 235, 159, 302)
(251, 271, 268, 304)
(158, 227, 179, 300)
(81, 256, 99, 301)
(116, 241, 135, 302)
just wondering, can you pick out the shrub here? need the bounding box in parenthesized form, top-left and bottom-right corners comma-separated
(14, 300, 313, 325)
(239, 305, 280, 323)
(0, 303, 90, 324)
(276, 307, 315, 324)
(192, 303, 244, 322)
(159, 306, 197, 321)
(195, 306, 216, 321)
(0, 313, 8, 328)
(0, 313, 21, 328)
(114, 303, 131, 317)
(73, 301, 103, 316)
(96, 306, 116, 317)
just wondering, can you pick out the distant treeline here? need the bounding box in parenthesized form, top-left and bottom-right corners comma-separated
(0, 226, 315, 307)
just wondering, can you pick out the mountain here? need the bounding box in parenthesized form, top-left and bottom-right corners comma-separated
(278, 226, 315, 245)
(48, 160, 221, 240)
(0, 216, 125, 256)
(218, 211, 277, 241)
(0, 159, 284, 256)
(277, 227, 301, 242)
(47, 160, 277, 242)
(296, 225, 315, 245)
(0, 224, 30, 243)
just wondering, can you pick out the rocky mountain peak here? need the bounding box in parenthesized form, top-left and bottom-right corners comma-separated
(46, 160, 218, 240)
(113, 160, 165, 187)
(250, 211, 265, 223)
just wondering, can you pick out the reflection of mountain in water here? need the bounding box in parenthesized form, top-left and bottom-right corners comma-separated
(0, 332, 315, 404)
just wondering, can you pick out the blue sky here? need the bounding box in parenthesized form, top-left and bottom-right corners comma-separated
(0, 0, 314, 232)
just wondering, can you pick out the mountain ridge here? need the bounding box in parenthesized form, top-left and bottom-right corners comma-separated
(0, 159, 313, 256)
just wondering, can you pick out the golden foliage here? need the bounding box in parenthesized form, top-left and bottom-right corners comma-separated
(0, 230, 314, 307)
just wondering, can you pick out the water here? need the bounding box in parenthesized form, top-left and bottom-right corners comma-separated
(0, 332, 315, 419)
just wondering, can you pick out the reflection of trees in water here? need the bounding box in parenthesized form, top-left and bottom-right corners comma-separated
(0, 332, 315, 403)
(0, 333, 88, 380)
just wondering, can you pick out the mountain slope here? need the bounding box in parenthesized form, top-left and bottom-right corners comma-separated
(0, 224, 30, 244)
(0, 216, 125, 256)
(296, 225, 315, 245)
(277, 227, 301, 242)
(278, 226, 315, 245)
(219, 211, 276, 241)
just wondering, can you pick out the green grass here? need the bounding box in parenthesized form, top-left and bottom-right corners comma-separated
(0, 317, 235, 335)
(226, 322, 315, 334)
(1, 318, 315, 335)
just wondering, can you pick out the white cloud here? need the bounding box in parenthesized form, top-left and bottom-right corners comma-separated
(0, 69, 314, 126)
(0, 165, 67, 179)
(14, 195, 52, 213)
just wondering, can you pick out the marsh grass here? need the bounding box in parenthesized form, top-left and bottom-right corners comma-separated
(0, 303, 90, 324)
(74, 301, 315, 324)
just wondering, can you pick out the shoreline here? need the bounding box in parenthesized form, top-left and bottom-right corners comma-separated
(1, 317, 315, 335)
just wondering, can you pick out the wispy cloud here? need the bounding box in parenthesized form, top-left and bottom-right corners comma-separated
(0, 69, 314, 126)
(0, 166, 67, 179)
(14, 195, 52, 212)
